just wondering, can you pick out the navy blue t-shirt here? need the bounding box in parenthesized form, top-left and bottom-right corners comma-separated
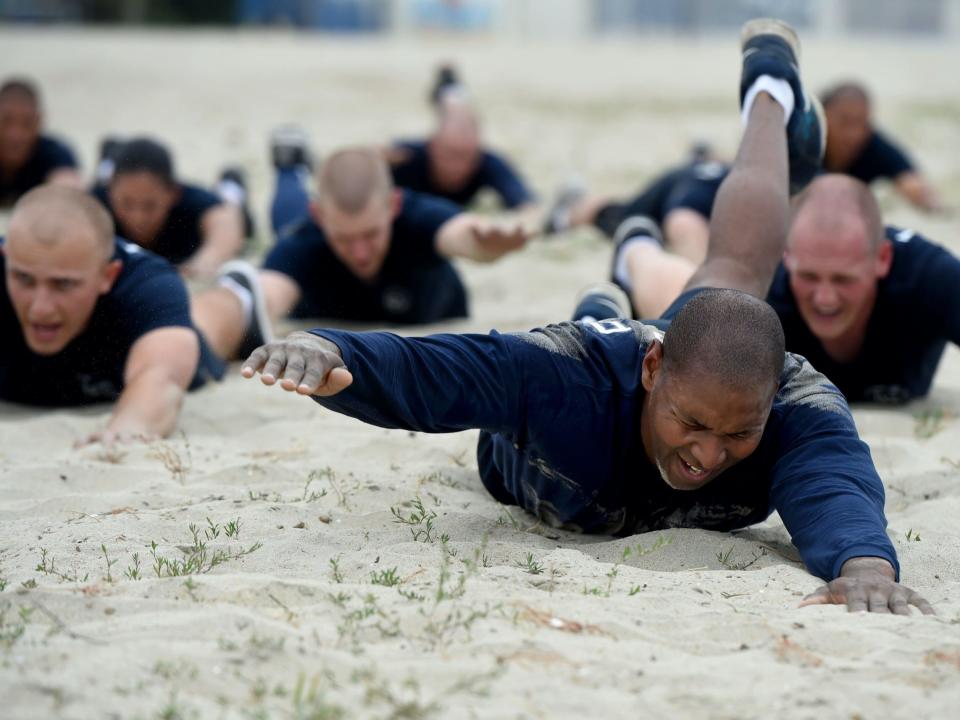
(0, 135, 78, 207)
(768, 227, 960, 404)
(263, 190, 467, 324)
(93, 183, 222, 265)
(309, 318, 896, 581)
(831, 130, 914, 185)
(389, 140, 534, 209)
(1, 238, 224, 407)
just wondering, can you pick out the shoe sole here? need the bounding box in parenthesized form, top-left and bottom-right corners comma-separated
(219, 259, 274, 346)
(740, 18, 800, 59)
(575, 281, 633, 319)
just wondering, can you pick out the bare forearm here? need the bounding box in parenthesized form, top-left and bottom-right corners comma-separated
(107, 369, 187, 439)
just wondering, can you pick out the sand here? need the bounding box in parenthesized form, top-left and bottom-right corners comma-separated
(1, 26, 960, 720)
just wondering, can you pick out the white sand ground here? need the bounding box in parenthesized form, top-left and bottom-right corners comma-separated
(1, 27, 960, 720)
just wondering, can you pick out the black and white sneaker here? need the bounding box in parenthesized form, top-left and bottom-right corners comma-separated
(572, 282, 633, 323)
(96, 135, 125, 184)
(430, 63, 461, 107)
(217, 260, 274, 360)
(739, 18, 825, 193)
(270, 126, 313, 171)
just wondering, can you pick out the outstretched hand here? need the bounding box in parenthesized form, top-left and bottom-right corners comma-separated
(241, 331, 353, 397)
(470, 221, 531, 261)
(800, 557, 935, 615)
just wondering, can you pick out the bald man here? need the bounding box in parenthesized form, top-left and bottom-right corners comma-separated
(192, 146, 528, 362)
(0, 78, 82, 207)
(387, 90, 536, 211)
(768, 174, 959, 403)
(821, 82, 940, 212)
(1, 186, 224, 443)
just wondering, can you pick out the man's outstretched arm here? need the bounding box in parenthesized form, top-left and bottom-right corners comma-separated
(435, 213, 531, 263)
(801, 557, 934, 615)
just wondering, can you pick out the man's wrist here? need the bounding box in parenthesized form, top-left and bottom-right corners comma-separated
(839, 556, 896, 580)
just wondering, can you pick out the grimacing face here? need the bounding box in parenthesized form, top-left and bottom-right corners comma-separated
(0, 94, 41, 171)
(4, 221, 121, 355)
(785, 214, 891, 345)
(108, 171, 180, 248)
(312, 191, 400, 281)
(640, 342, 775, 491)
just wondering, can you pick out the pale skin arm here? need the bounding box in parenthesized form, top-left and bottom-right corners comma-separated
(894, 171, 941, 213)
(800, 556, 935, 615)
(434, 213, 532, 263)
(180, 204, 245, 281)
(84, 327, 200, 445)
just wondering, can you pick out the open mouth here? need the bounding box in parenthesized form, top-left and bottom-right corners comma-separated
(30, 323, 62, 343)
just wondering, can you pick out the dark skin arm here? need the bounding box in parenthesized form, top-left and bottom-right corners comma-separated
(800, 556, 935, 615)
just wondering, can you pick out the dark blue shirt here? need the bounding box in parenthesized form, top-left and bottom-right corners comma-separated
(389, 140, 534, 209)
(768, 227, 960, 404)
(0, 238, 223, 407)
(263, 190, 467, 324)
(309, 319, 896, 581)
(93, 183, 222, 265)
(833, 130, 914, 185)
(0, 135, 78, 207)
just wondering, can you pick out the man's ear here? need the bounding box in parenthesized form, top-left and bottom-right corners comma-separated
(100, 259, 123, 294)
(641, 340, 663, 393)
(875, 239, 894, 279)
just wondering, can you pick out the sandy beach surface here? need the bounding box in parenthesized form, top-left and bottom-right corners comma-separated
(1, 27, 960, 719)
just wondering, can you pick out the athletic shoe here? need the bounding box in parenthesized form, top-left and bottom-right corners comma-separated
(739, 18, 825, 193)
(572, 282, 633, 323)
(543, 176, 586, 235)
(218, 260, 274, 360)
(95, 135, 124, 184)
(270, 126, 313, 171)
(216, 166, 256, 239)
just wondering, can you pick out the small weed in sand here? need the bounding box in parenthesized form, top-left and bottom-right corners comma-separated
(35, 548, 89, 584)
(151, 433, 192, 483)
(906, 528, 922, 542)
(391, 497, 440, 542)
(0, 567, 7, 592)
(624, 535, 673, 560)
(517, 553, 544, 575)
(100, 544, 118, 583)
(300, 474, 329, 503)
(291, 673, 345, 719)
(148, 524, 262, 578)
(313, 466, 353, 510)
(495, 509, 521, 529)
(124, 553, 142, 580)
(329, 556, 345, 583)
(717, 545, 768, 570)
(0, 602, 31, 649)
(370, 567, 401, 587)
(914, 407, 954, 439)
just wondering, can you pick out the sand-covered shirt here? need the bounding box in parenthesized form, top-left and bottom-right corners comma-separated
(307, 319, 896, 581)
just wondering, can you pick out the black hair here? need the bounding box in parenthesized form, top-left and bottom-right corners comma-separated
(662, 289, 785, 390)
(0, 77, 40, 108)
(112, 137, 176, 185)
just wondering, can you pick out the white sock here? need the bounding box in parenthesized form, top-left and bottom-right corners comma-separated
(613, 236, 660, 292)
(219, 275, 254, 326)
(216, 179, 246, 206)
(741, 75, 795, 127)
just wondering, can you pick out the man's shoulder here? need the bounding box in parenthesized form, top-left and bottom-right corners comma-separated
(885, 225, 956, 282)
(176, 183, 221, 214)
(34, 135, 76, 164)
(110, 239, 181, 292)
(509, 318, 658, 366)
(774, 353, 851, 418)
(396, 190, 461, 224)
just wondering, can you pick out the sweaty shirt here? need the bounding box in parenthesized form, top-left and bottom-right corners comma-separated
(93, 183, 222, 265)
(389, 139, 535, 209)
(1, 238, 224, 407)
(0, 135, 77, 207)
(263, 190, 468, 324)
(308, 317, 896, 581)
(768, 227, 960, 404)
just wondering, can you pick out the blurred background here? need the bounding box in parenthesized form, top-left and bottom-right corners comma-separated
(1, 0, 959, 37)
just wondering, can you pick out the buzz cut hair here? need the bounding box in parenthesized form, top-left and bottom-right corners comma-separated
(11, 185, 115, 260)
(790, 174, 885, 251)
(316, 146, 393, 214)
(661, 289, 785, 391)
(0, 77, 41, 108)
